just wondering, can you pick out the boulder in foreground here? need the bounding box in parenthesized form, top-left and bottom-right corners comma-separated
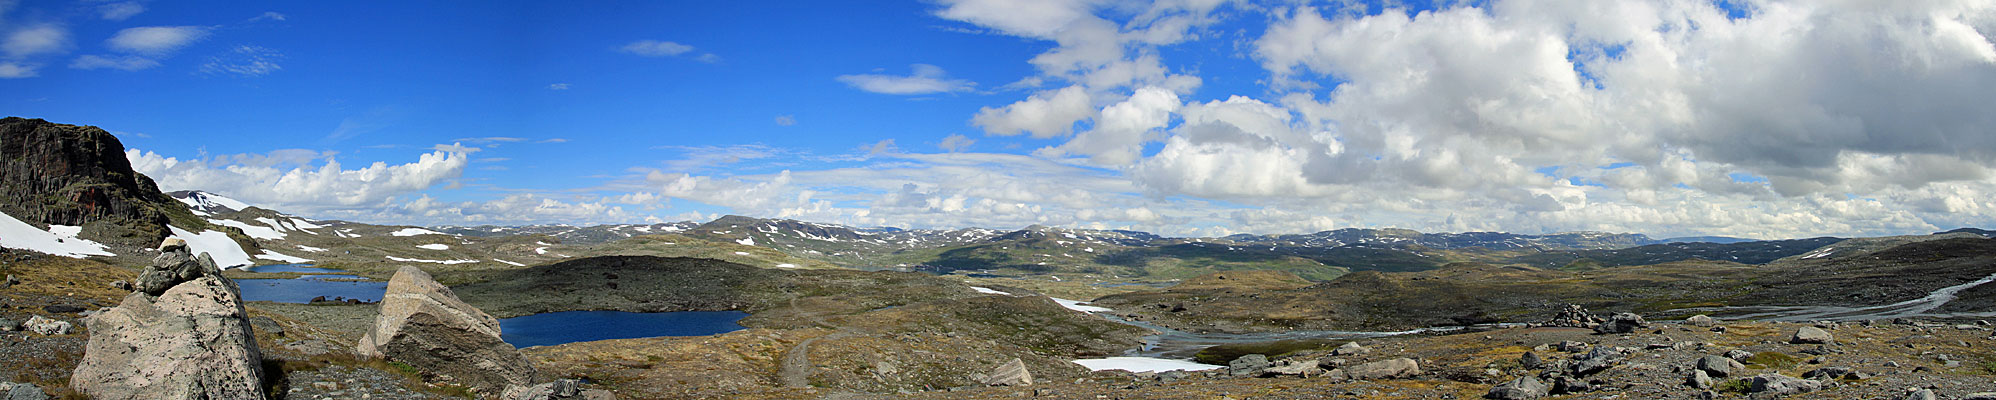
(358, 266, 538, 395)
(69, 242, 266, 400)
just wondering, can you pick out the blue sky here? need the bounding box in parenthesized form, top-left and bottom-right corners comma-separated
(7, 0, 1996, 239)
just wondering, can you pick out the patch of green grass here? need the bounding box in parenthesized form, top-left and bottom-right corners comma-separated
(1743, 351, 1800, 370)
(1714, 377, 1752, 393)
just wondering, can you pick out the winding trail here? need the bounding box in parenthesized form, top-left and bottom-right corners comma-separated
(776, 278, 866, 389)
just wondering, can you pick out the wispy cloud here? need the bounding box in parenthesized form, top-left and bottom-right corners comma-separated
(547, 83, 570, 90)
(3, 24, 68, 58)
(248, 11, 286, 22)
(199, 45, 282, 76)
(98, 2, 145, 21)
(107, 26, 208, 55)
(836, 64, 974, 95)
(70, 54, 158, 71)
(773, 115, 796, 126)
(620, 39, 719, 63)
(0, 62, 34, 78)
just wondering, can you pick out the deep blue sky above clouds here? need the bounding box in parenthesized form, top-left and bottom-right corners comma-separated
(5, 0, 1995, 239)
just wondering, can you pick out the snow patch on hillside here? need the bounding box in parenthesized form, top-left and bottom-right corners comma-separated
(390, 227, 447, 237)
(254, 250, 312, 263)
(0, 211, 114, 258)
(1072, 357, 1222, 373)
(170, 226, 255, 268)
(416, 243, 450, 250)
(386, 255, 478, 265)
(210, 219, 286, 240)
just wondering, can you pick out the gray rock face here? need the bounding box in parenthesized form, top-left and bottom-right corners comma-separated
(1228, 354, 1270, 378)
(1747, 373, 1820, 395)
(1484, 376, 1547, 400)
(1725, 349, 1753, 360)
(357, 266, 539, 395)
(1695, 355, 1745, 377)
(135, 240, 220, 296)
(70, 270, 266, 400)
(1903, 389, 1936, 400)
(1685, 314, 1716, 327)
(22, 315, 68, 335)
(0, 117, 187, 249)
(982, 358, 1033, 386)
(0, 318, 16, 331)
(0, 382, 49, 400)
(1790, 326, 1833, 344)
(1338, 358, 1421, 380)
(1519, 351, 1542, 369)
(1593, 313, 1645, 334)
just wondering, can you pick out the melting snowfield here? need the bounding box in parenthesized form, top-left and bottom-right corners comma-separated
(0, 211, 113, 258)
(1071, 357, 1223, 373)
(170, 226, 255, 268)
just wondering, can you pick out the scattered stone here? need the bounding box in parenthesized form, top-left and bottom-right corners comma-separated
(70, 242, 267, 400)
(1593, 313, 1646, 334)
(1333, 341, 1370, 356)
(1747, 373, 1821, 395)
(357, 266, 538, 395)
(0, 318, 17, 331)
(1967, 393, 1996, 400)
(0, 382, 49, 400)
(982, 358, 1033, 386)
(1034, 388, 1056, 397)
(1801, 367, 1851, 380)
(1484, 376, 1547, 400)
(1687, 369, 1713, 389)
(1791, 326, 1834, 344)
(1571, 347, 1622, 376)
(1685, 314, 1716, 327)
(249, 316, 284, 337)
(1725, 350, 1754, 361)
(1695, 355, 1745, 378)
(22, 315, 70, 335)
(110, 280, 132, 291)
(134, 239, 223, 296)
(4, 274, 18, 287)
(1519, 351, 1542, 369)
(1260, 359, 1319, 377)
(1339, 358, 1421, 380)
(1903, 389, 1937, 400)
(1549, 376, 1592, 394)
(1556, 341, 1588, 353)
(502, 379, 613, 399)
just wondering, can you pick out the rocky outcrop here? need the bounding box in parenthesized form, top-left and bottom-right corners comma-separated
(1747, 373, 1820, 395)
(1228, 354, 1270, 378)
(502, 379, 615, 400)
(1685, 314, 1716, 327)
(1329, 358, 1420, 381)
(980, 358, 1033, 386)
(0, 117, 186, 249)
(70, 242, 266, 400)
(1543, 305, 1602, 328)
(358, 266, 538, 395)
(0, 381, 48, 400)
(1695, 354, 1745, 377)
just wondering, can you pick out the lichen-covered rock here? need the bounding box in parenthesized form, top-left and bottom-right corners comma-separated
(70, 272, 265, 399)
(1747, 373, 1820, 395)
(1334, 358, 1420, 380)
(1695, 354, 1745, 377)
(0, 381, 49, 400)
(1593, 313, 1645, 334)
(358, 266, 538, 395)
(1685, 314, 1716, 327)
(22, 315, 68, 336)
(1485, 376, 1547, 399)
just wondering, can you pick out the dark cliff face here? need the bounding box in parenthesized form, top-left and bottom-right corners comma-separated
(0, 117, 182, 248)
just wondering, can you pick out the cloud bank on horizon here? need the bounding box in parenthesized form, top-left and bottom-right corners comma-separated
(10, 0, 1996, 239)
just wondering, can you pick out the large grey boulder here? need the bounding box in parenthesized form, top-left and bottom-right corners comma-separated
(1790, 326, 1833, 344)
(503, 379, 616, 400)
(1685, 315, 1717, 327)
(70, 244, 266, 400)
(1228, 354, 1270, 377)
(1484, 376, 1547, 399)
(1261, 359, 1319, 377)
(358, 266, 538, 395)
(980, 358, 1033, 386)
(1332, 341, 1370, 356)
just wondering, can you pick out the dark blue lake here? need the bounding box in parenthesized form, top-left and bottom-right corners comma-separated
(244, 264, 348, 274)
(235, 265, 387, 303)
(498, 310, 750, 348)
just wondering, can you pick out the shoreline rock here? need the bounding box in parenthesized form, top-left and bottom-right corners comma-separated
(358, 266, 539, 396)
